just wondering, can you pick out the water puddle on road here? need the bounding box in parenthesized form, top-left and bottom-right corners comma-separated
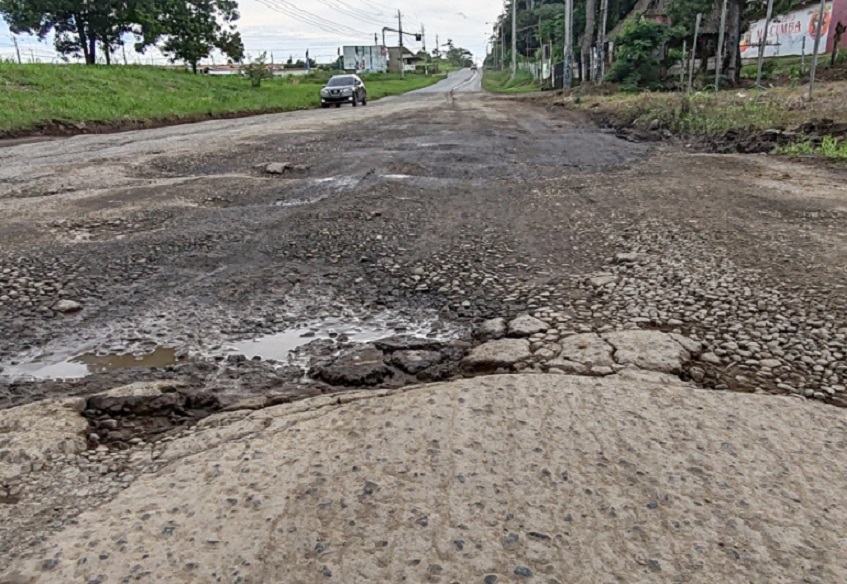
(273, 176, 359, 207)
(1, 347, 176, 381)
(229, 318, 445, 363)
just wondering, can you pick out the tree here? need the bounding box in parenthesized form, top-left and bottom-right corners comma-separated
(137, 0, 244, 73)
(0, 0, 133, 64)
(581, 0, 597, 81)
(444, 39, 474, 67)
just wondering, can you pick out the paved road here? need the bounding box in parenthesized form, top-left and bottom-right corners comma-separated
(1, 55, 847, 582)
(0, 78, 845, 409)
(0, 69, 478, 199)
(412, 67, 482, 93)
(4, 374, 847, 583)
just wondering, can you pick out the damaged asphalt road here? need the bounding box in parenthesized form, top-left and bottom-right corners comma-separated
(0, 69, 845, 411)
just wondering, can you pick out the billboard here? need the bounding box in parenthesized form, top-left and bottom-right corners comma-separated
(740, 3, 833, 59)
(343, 46, 388, 72)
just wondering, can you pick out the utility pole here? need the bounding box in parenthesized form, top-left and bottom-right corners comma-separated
(422, 25, 428, 75)
(564, 0, 573, 88)
(511, 0, 517, 78)
(375, 33, 378, 45)
(12, 35, 22, 64)
(596, 0, 609, 83)
(755, 0, 775, 87)
(715, 0, 728, 90)
(398, 10, 404, 78)
(688, 13, 701, 93)
(122, 44, 128, 66)
(808, 0, 827, 98)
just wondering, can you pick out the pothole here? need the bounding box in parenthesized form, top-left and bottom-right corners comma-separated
(225, 316, 458, 366)
(1, 347, 178, 382)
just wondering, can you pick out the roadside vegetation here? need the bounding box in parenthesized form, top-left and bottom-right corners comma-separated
(558, 81, 847, 156)
(0, 63, 444, 136)
(777, 136, 847, 160)
(482, 69, 540, 93)
(570, 83, 845, 133)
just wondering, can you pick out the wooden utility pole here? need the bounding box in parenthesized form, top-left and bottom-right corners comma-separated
(511, 0, 517, 78)
(398, 10, 405, 78)
(808, 0, 827, 97)
(715, 0, 729, 89)
(688, 13, 702, 93)
(596, 0, 609, 82)
(564, 0, 573, 87)
(501, 26, 505, 69)
(755, 0, 775, 87)
(12, 35, 22, 64)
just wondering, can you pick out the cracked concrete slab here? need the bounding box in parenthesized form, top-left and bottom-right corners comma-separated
(602, 330, 691, 374)
(557, 333, 616, 368)
(3, 374, 847, 583)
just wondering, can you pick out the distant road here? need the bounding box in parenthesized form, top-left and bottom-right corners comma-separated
(410, 68, 481, 94)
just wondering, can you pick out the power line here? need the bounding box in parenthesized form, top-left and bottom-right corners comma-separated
(258, 0, 372, 39)
(311, 0, 388, 26)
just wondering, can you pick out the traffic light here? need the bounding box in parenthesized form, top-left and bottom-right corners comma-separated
(415, 33, 422, 41)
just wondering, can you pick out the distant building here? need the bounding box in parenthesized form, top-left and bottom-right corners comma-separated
(201, 64, 306, 76)
(388, 47, 421, 73)
(343, 46, 388, 73)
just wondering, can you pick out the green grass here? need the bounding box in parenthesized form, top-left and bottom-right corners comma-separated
(482, 68, 540, 94)
(776, 135, 847, 159)
(0, 64, 445, 135)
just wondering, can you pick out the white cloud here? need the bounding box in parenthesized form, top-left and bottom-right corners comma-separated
(0, 0, 503, 64)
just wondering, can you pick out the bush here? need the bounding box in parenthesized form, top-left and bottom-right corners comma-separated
(244, 52, 273, 88)
(606, 14, 680, 90)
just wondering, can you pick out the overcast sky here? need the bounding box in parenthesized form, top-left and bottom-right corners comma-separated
(0, 0, 502, 65)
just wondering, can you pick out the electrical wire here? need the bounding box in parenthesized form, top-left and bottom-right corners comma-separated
(258, 0, 372, 39)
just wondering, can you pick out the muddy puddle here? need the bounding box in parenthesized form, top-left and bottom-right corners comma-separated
(0, 347, 177, 381)
(228, 316, 455, 364)
(0, 311, 461, 383)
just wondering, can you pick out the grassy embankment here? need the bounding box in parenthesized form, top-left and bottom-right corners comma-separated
(482, 68, 540, 93)
(564, 81, 847, 158)
(0, 64, 445, 136)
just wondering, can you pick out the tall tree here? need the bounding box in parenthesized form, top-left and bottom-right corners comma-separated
(137, 0, 244, 73)
(581, 0, 597, 80)
(0, 0, 132, 64)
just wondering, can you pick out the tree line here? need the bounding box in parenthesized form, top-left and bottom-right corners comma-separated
(488, 0, 822, 87)
(0, 0, 244, 72)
